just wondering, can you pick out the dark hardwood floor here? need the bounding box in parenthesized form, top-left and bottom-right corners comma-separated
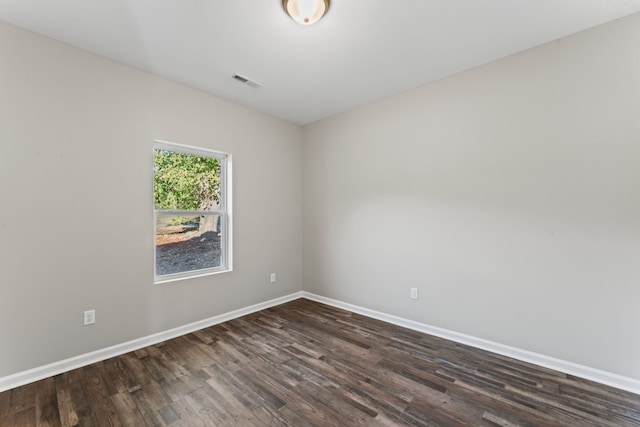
(1, 298, 639, 426)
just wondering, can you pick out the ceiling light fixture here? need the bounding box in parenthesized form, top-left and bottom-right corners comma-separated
(283, 0, 330, 25)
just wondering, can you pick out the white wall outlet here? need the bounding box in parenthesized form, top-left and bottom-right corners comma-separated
(83, 309, 96, 326)
(270, 273, 276, 283)
(410, 288, 419, 300)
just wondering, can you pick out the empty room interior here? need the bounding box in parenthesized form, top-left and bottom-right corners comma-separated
(1, 1, 640, 425)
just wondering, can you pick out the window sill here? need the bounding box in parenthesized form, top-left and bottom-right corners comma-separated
(155, 267, 232, 285)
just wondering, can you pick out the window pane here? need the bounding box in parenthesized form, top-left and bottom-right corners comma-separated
(153, 149, 221, 211)
(155, 213, 221, 276)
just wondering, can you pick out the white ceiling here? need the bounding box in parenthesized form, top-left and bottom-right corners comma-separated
(1, 0, 639, 125)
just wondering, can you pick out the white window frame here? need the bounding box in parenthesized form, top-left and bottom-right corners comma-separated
(153, 140, 232, 284)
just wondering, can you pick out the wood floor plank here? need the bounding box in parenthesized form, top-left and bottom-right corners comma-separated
(0, 386, 11, 422)
(110, 391, 154, 426)
(9, 380, 37, 416)
(83, 363, 123, 426)
(1, 298, 639, 426)
(10, 407, 35, 427)
(34, 378, 61, 427)
(53, 376, 80, 427)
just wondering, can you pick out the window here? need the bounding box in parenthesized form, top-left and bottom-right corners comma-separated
(153, 140, 231, 283)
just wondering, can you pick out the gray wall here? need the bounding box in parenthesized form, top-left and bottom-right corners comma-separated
(0, 21, 302, 377)
(2, 13, 639, 383)
(302, 14, 640, 380)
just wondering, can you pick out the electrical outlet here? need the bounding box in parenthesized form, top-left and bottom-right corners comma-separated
(270, 273, 276, 283)
(410, 288, 419, 300)
(83, 309, 95, 326)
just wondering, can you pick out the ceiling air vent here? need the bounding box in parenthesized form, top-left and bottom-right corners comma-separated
(232, 73, 263, 88)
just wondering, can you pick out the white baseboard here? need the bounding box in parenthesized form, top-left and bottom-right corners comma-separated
(301, 292, 640, 396)
(0, 292, 303, 393)
(3, 290, 638, 396)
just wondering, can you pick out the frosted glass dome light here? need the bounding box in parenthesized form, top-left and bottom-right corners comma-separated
(283, 0, 330, 25)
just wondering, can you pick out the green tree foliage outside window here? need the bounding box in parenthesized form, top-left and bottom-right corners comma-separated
(154, 150, 221, 211)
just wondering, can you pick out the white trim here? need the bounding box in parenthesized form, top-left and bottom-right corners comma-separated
(3, 291, 638, 396)
(0, 292, 303, 393)
(153, 139, 230, 159)
(301, 292, 640, 396)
